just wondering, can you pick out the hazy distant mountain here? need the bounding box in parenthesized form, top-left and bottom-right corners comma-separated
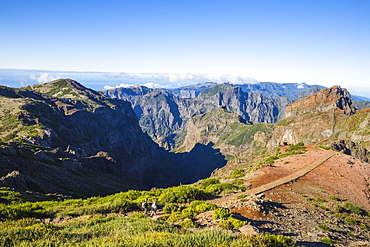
(165, 81, 324, 100)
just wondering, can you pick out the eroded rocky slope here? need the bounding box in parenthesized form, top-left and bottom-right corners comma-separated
(104, 83, 289, 149)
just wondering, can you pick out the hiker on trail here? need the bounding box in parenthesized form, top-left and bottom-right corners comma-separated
(150, 201, 157, 217)
(142, 198, 149, 215)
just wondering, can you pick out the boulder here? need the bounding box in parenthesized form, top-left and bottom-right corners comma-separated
(239, 224, 260, 235)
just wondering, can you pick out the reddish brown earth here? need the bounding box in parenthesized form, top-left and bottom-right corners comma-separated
(202, 146, 370, 246)
(249, 146, 370, 210)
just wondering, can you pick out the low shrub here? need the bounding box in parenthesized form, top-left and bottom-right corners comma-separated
(344, 217, 358, 225)
(129, 212, 146, 219)
(231, 179, 245, 186)
(329, 195, 339, 201)
(228, 217, 247, 228)
(318, 224, 331, 231)
(205, 183, 238, 195)
(194, 203, 217, 213)
(321, 237, 334, 244)
(229, 169, 245, 179)
(316, 197, 326, 203)
(213, 208, 231, 220)
(344, 202, 364, 215)
(237, 194, 247, 200)
(179, 218, 197, 229)
(347, 232, 356, 238)
(218, 219, 234, 229)
(359, 223, 369, 230)
(159, 185, 209, 203)
(200, 178, 220, 188)
(163, 203, 179, 214)
(334, 213, 345, 219)
(166, 211, 193, 224)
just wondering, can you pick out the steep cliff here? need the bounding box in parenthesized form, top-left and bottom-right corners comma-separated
(176, 108, 274, 161)
(104, 83, 289, 149)
(285, 86, 356, 118)
(270, 86, 370, 162)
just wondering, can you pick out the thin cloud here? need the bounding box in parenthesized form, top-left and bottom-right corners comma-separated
(103, 82, 164, 90)
(29, 73, 61, 83)
(141, 82, 161, 88)
(103, 83, 133, 90)
(150, 73, 259, 84)
(103, 72, 141, 80)
(103, 72, 259, 84)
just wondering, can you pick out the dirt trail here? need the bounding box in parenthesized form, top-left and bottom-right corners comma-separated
(246, 150, 336, 196)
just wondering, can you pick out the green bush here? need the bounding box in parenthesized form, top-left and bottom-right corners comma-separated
(213, 208, 231, 220)
(334, 213, 345, 219)
(122, 190, 142, 201)
(188, 200, 204, 208)
(333, 203, 346, 213)
(329, 195, 339, 201)
(179, 218, 197, 229)
(359, 223, 369, 230)
(344, 217, 359, 225)
(264, 156, 279, 165)
(344, 202, 364, 215)
(218, 219, 234, 229)
(237, 194, 247, 200)
(318, 224, 331, 231)
(195, 203, 218, 213)
(0, 207, 297, 247)
(321, 237, 334, 244)
(231, 179, 245, 186)
(166, 210, 194, 224)
(159, 185, 209, 203)
(200, 178, 220, 188)
(129, 212, 146, 219)
(229, 169, 245, 178)
(163, 203, 179, 214)
(205, 183, 238, 195)
(228, 217, 247, 228)
(316, 197, 326, 203)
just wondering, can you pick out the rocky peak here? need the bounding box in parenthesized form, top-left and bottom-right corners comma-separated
(286, 85, 356, 117)
(27, 79, 104, 102)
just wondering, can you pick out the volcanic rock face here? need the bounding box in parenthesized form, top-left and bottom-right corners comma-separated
(285, 85, 356, 118)
(332, 139, 370, 162)
(269, 86, 362, 147)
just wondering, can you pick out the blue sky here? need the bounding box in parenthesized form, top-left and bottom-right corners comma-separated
(1, 0, 370, 97)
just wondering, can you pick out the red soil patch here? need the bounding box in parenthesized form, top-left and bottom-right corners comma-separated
(249, 146, 370, 210)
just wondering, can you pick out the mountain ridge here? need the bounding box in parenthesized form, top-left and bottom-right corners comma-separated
(0, 79, 227, 196)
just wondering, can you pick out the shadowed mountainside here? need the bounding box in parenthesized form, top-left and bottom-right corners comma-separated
(0, 79, 226, 196)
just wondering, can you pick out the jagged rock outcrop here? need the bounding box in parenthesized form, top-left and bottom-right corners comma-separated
(269, 86, 358, 146)
(332, 139, 370, 162)
(104, 84, 289, 149)
(266, 86, 370, 165)
(285, 85, 356, 118)
(176, 108, 274, 160)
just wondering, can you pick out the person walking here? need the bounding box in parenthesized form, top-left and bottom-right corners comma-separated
(141, 198, 149, 215)
(150, 201, 157, 217)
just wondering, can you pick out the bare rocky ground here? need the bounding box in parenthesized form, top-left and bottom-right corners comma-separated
(198, 146, 370, 246)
